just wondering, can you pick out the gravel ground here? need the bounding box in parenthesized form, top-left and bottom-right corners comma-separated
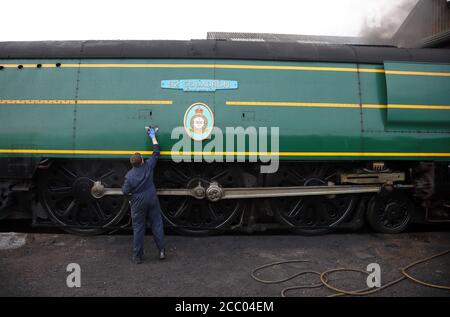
(0, 230, 449, 297)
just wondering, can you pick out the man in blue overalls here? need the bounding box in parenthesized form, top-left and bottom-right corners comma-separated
(122, 127, 165, 264)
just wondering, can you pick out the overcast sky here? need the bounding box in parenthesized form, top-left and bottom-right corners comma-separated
(0, 0, 418, 41)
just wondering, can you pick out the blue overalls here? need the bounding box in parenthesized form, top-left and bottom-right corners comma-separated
(122, 144, 165, 259)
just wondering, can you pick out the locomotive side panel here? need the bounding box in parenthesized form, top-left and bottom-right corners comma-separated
(0, 60, 79, 158)
(214, 60, 363, 160)
(1, 59, 450, 163)
(73, 59, 216, 157)
(359, 62, 450, 161)
(385, 62, 450, 129)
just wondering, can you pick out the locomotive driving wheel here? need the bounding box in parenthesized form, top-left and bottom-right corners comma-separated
(155, 162, 245, 235)
(38, 160, 129, 234)
(265, 163, 357, 235)
(366, 192, 413, 234)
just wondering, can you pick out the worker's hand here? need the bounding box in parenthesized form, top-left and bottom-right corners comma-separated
(148, 127, 156, 139)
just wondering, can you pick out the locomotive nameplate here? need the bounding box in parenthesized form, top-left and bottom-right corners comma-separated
(184, 103, 214, 141)
(161, 79, 238, 92)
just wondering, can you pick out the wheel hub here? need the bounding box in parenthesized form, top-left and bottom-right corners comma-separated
(367, 192, 413, 233)
(192, 185, 206, 200)
(73, 177, 95, 203)
(206, 182, 224, 202)
(385, 202, 403, 221)
(187, 178, 207, 200)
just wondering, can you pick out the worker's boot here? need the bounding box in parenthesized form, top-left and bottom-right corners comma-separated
(132, 256, 143, 264)
(159, 248, 166, 260)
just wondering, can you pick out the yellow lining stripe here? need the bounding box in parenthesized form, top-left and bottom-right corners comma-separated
(228, 103, 450, 110)
(362, 104, 388, 109)
(1, 100, 448, 110)
(2, 63, 449, 76)
(64, 64, 384, 73)
(385, 70, 450, 77)
(0, 99, 172, 105)
(0, 63, 383, 73)
(226, 101, 388, 108)
(168, 151, 450, 157)
(1, 64, 59, 68)
(388, 104, 450, 110)
(228, 101, 358, 108)
(227, 101, 450, 110)
(1, 149, 450, 157)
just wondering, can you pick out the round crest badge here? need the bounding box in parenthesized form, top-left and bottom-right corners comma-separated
(183, 102, 214, 141)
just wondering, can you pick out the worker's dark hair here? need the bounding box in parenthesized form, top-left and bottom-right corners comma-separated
(130, 152, 143, 167)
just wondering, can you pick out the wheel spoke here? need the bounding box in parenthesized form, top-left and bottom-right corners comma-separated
(324, 172, 337, 181)
(61, 200, 76, 217)
(210, 169, 229, 181)
(287, 199, 302, 218)
(172, 199, 189, 218)
(289, 169, 306, 184)
(93, 202, 107, 220)
(173, 165, 190, 181)
(99, 170, 114, 180)
(48, 186, 72, 194)
(207, 204, 219, 221)
(315, 165, 326, 177)
(162, 166, 189, 188)
(52, 166, 77, 182)
(47, 189, 74, 202)
(61, 165, 78, 178)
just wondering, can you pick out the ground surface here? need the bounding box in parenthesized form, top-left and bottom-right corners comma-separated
(1, 229, 449, 297)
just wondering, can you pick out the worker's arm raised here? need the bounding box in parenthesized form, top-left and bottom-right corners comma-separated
(146, 127, 160, 168)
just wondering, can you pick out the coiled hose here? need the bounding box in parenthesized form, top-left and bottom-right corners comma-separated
(251, 249, 450, 297)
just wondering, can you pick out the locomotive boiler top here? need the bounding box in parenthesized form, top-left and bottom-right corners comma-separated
(0, 40, 449, 64)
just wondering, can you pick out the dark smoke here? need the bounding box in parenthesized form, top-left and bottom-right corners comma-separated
(359, 0, 419, 44)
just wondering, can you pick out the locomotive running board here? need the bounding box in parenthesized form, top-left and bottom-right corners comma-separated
(91, 181, 381, 202)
